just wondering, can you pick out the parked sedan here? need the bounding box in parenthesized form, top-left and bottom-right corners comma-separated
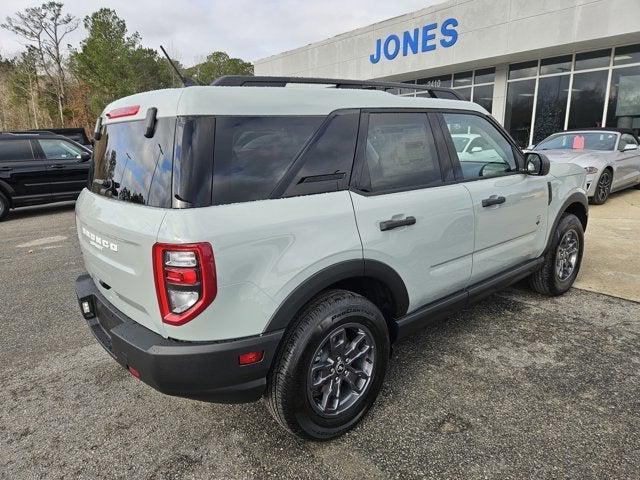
(532, 128, 640, 204)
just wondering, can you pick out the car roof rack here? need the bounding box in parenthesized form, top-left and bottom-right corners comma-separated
(211, 75, 465, 100)
(3, 130, 56, 136)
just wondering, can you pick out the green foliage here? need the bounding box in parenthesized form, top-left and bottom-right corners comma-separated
(186, 51, 253, 85)
(70, 8, 173, 116)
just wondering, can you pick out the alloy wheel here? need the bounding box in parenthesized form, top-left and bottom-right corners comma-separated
(555, 229, 580, 281)
(596, 171, 611, 202)
(307, 323, 375, 416)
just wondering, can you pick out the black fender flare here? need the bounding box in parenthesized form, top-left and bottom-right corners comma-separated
(544, 192, 588, 253)
(262, 259, 409, 333)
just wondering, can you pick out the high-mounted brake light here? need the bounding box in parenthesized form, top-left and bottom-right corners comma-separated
(153, 243, 217, 326)
(106, 105, 140, 119)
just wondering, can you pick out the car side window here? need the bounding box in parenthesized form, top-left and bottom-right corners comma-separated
(619, 133, 638, 150)
(0, 140, 34, 162)
(362, 112, 443, 192)
(442, 113, 519, 180)
(38, 139, 83, 160)
(283, 112, 359, 198)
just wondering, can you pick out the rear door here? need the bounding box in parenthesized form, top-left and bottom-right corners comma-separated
(34, 138, 90, 198)
(349, 111, 474, 312)
(439, 112, 549, 284)
(0, 138, 50, 206)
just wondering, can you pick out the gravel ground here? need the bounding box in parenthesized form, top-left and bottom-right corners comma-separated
(1, 202, 639, 480)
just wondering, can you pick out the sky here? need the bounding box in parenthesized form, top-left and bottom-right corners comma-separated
(0, 0, 444, 66)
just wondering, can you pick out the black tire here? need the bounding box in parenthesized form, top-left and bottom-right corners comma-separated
(590, 169, 612, 205)
(265, 289, 390, 440)
(529, 213, 584, 296)
(0, 192, 9, 221)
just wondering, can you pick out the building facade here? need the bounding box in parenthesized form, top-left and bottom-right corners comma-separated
(254, 0, 640, 147)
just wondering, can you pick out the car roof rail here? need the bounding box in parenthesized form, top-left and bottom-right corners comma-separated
(211, 75, 465, 100)
(4, 130, 56, 136)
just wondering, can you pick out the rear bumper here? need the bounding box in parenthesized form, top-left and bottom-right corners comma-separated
(75, 274, 283, 403)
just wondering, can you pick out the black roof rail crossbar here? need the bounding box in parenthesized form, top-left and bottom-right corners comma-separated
(4, 130, 56, 135)
(211, 75, 465, 100)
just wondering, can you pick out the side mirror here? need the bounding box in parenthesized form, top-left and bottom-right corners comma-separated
(622, 143, 638, 152)
(80, 151, 91, 162)
(524, 152, 550, 176)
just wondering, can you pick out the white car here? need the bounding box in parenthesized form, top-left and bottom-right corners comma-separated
(75, 76, 588, 440)
(532, 129, 640, 204)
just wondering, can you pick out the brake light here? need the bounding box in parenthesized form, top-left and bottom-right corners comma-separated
(152, 243, 216, 326)
(106, 105, 140, 119)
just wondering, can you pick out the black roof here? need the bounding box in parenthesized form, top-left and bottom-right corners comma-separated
(564, 127, 639, 140)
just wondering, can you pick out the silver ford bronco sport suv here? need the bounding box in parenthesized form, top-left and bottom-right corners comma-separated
(75, 76, 588, 440)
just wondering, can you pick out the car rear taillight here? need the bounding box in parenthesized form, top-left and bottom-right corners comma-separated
(152, 243, 216, 326)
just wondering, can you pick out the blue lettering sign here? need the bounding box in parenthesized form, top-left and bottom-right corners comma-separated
(369, 17, 459, 64)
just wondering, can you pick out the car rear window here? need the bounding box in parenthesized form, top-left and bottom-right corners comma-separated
(211, 116, 323, 205)
(90, 119, 175, 207)
(0, 140, 34, 161)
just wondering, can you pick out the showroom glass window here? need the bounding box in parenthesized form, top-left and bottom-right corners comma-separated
(414, 67, 495, 113)
(506, 44, 640, 147)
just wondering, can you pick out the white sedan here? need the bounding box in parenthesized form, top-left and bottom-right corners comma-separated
(532, 129, 640, 204)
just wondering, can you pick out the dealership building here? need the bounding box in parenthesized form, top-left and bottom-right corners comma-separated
(254, 0, 640, 147)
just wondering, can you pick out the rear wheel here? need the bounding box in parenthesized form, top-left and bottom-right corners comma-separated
(591, 169, 612, 205)
(0, 192, 9, 221)
(529, 213, 584, 296)
(265, 289, 389, 440)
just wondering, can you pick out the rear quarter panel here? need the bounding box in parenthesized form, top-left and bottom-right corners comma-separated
(157, 191, 362, 341)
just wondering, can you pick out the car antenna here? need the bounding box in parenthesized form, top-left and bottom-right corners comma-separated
(160, 45, 197, 87)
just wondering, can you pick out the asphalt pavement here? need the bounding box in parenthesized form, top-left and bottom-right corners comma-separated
(1, 201, 639, 479)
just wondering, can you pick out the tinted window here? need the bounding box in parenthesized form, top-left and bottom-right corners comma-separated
(473, 84, 494, 113)
(568, 71, 608, 129)
(453, 71, 472, 87)
(283, 113, 359, 198)
(212, 116, 323, 205)
(443, 113, 518, 179)
(614, 44, 640, 66)
(38, 139, 83, 159)
(532, 75, 570, 144)
(90, 118, 175, 207)
(509, 61, 538, 80)
(173, 116, 215, 208)
(363, 113, 442, 192)
(454, 87, 472, 101)
(606, 65, 640, 130)
(505, 79, 536, 147)
(575, 49, 611, 70)
(0, 140, 34, 161)
(474, 68, 495, 84)
(540, 55, 572, 75)
(417, 74, 451, 88)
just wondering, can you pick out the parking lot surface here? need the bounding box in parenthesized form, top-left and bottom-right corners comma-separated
(1, 200, 639, 480)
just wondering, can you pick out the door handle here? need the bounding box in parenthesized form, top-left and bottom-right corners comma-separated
(48, 164, 64, 169)
(0, 166, 12, 171)
(380, 216, 416, 231)
(482, 195, 506, 207)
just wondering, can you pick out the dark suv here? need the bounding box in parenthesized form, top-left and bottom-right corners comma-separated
(0, 132, 92, 220)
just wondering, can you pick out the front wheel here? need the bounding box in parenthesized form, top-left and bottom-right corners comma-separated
(265, 290, 390, 440)
(0, 192, 9, 221)
(529, 213, 584, 296)
(591, 170, 612, 205)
